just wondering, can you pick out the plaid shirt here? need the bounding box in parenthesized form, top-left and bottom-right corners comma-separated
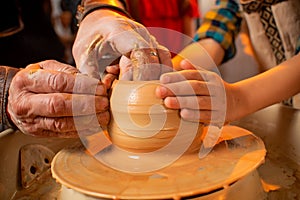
(194, 0, 300, 63)
(194, 0, 242, 63)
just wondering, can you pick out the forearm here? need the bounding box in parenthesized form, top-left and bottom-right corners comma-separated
(172, 38, 225, 71)
(0, 66, 19, 131)
(197, 38, 225, 66)
(229, 54, 300, 121)
(173, 0, 240, 70)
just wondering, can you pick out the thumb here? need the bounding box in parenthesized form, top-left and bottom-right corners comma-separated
(27, 60, 79, 74)
(180, 59, 197, 70)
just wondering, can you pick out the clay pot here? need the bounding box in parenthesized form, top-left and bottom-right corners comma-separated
(108, 80, 203, 153)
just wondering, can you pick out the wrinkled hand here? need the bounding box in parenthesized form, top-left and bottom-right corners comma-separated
(156, 59, 230, 125)
(8, 60, 109, 137)
(73, 10, 172, 82)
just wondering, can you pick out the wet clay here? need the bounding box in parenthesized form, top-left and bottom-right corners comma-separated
(108, 80, 203, 153)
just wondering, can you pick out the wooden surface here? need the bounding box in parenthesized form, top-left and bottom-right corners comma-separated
(232, 103, 300, 199)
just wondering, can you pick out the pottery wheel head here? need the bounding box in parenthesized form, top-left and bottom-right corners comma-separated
(51, 126, 266, 199)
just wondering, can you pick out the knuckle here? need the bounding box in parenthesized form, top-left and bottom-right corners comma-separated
(53, 119, 68, 132)
(10, 101, 30, 117)
(48, 95, 66, 115)
(10, 72, 25, 89)
(48, 73, 69, 92)
(97, 111, 110, 126)
(42, 117, 71, 133)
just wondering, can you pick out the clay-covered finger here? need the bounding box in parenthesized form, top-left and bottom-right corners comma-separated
(154, 44, 173, 74)
(130, 47, 162, 80)
(18, 111, 110, 137)
(29, 60, 79, 74)
(10, 69, 106, 95)
(108, 28, 152, 56)
(9, 93, 109, 118)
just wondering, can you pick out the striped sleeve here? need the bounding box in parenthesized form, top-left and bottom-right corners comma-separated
(194, 0, 242, 63)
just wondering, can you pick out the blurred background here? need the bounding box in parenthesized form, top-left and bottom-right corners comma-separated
(50, 0, 260, 83)
(1, 0, 260, 83)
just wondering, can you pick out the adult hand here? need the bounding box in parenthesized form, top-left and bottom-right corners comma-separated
(7, 60, 109, 137)
(73, 10, 172, 82)
(156, 59, 234, 125)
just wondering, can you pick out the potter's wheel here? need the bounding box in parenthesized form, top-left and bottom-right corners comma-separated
(51, 126, 266, 199)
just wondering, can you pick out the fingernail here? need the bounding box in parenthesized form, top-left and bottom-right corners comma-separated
(159, 86, 167, 96)
(156, 86, 167, 97)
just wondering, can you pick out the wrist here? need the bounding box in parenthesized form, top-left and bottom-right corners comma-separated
(227, 82, 252, 123)
(76, 0, 131, 26)
(81, 0, 127, 9)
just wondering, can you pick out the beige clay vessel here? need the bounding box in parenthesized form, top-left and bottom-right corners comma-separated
(108, 80, 203, 153)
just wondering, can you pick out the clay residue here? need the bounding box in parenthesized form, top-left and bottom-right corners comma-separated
(259, 158, 296, 189)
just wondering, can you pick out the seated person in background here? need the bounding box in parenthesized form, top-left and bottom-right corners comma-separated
(52, 0, 77, 65)
(126, 0, 200, 57)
